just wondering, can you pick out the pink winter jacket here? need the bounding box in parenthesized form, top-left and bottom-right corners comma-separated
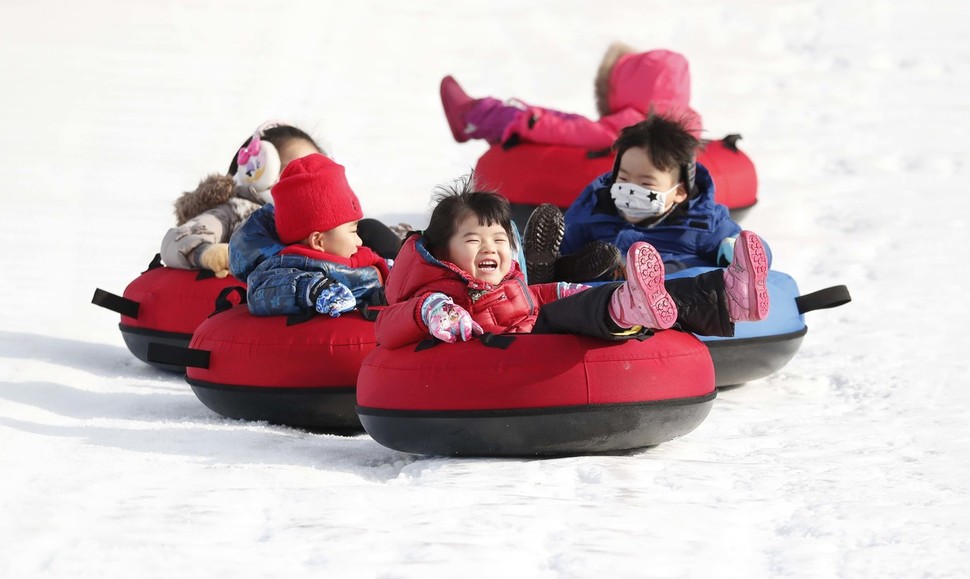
(502, 48, 703, 148)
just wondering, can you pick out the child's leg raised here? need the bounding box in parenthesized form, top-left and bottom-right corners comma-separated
(440, 76, 525, 144)
(607, 242, 677, 331)
(663, 231, 770, 337)
(531, 242, 676, 340)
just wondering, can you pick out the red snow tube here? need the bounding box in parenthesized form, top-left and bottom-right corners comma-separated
(475, 136, 758, 226)
(357, 331, 716, 456)
(92, 255, 245, 372)
(147, 298, 379, 432)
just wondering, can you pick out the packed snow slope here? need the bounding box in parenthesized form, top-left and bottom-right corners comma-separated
(1, 1, 968, 577)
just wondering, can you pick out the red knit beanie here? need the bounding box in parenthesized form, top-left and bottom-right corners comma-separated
(271, 153, 363, 244)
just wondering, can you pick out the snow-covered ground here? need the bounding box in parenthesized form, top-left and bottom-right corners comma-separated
(2, 1, 969, 577)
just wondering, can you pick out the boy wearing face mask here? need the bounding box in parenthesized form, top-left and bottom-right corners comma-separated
(558, 115, 768, 275)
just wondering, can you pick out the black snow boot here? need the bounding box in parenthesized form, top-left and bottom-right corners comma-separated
(555, 241, 624, 282)
(523, 204, 564, 284)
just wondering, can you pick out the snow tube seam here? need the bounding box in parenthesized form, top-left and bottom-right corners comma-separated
(363, 339, 707, 371)
(118, 323, 193, 340)
(356, 391, 717, 418)
(187, 378, 357, 393)
(704, 327, 807, 348)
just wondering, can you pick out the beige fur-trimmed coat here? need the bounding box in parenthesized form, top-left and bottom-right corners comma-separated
(160, 174, 266, 270)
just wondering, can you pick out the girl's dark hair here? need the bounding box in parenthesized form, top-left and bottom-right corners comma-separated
(611, 113, 699, 196)
(423, 173, 516, 256)
(226, 124, 322, 176)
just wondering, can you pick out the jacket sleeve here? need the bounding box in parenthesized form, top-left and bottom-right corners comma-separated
(560, 182, 601, 255)
(702, 205, 744, 264)
(246, 260, 329, 316)
(229, 204, 286, 281)
(374, 295, 433, 349)
(502, 106, 618, 149)
(160, 205, 236, 270)
(529, 283, 563, 307)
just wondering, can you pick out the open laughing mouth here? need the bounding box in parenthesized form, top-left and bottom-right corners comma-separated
(477, 259, 498, 273)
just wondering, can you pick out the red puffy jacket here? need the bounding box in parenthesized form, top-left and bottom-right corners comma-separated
(375, 236, 560, 349)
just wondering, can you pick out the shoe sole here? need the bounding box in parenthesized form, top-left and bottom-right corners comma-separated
(523, 205, 564, 283)
(738, 231, 770, 320)
(627, 243, 677, 329)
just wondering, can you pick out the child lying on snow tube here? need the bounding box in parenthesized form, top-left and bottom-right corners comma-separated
(375, 176, 770, 349)
(440, 43, 702, 148)
(160, 122, 401, 279)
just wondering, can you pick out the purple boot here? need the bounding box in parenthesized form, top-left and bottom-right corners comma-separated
(440, 76, 525, 144)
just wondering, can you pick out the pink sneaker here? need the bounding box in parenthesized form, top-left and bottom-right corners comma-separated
(723, 230, 770, 322)
(608, 242, 677, 330)
(440, 76, 475, 143)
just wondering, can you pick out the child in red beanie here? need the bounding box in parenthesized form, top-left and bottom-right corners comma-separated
(245, 153, 390, 317)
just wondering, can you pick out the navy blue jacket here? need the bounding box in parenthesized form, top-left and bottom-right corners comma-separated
(561, 163, 756, 270)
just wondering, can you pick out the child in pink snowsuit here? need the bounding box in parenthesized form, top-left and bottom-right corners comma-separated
(440, 43, 703, 149)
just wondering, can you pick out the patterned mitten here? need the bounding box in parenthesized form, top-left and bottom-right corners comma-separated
(314, 282, 357, 317)
(420, 293, 483, 343)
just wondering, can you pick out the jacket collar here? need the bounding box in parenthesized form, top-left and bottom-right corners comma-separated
(413, 236, 523, 291)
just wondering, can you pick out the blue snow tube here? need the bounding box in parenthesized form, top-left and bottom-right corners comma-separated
(666, 267, 850, 387)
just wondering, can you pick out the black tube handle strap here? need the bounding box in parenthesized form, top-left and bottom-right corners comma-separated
(210, 286, 247, 317)
(413, 339, 437, 352)
(91, 288, 140, 319)
(144, 253, 164, 273)
(146, 343, 210, 369)
(479, 332, 516, 349)
(358, 303, 384, 322)
(286, 310, 316, 326)
(722, 134, 742, 152)
(795, 285, 852, 315)
(414, 332, 516, 352)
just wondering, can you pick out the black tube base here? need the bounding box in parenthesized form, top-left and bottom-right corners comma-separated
(119, 324, 192, 373)
(358, 393, 716, 457)
(188, 379, 362, 433)
(708, 328, 806, 387)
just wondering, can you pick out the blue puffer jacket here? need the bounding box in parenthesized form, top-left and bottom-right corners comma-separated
(245, 251, 384, 316)
(229, 204, 384, 316)
(229, 204, 286, 282)
(561, 163, 763, 271)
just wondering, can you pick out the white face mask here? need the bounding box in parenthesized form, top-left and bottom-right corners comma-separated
(610, 182, 681, 221)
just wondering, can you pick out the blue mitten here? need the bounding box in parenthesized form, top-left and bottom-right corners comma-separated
(420, 293, 483, 343)
(717, 236, 738, 267)
(314, 282, 356, 317)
